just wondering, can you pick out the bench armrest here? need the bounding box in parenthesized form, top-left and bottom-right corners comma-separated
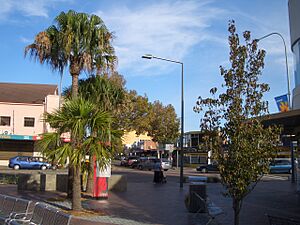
(10, 212, 32, 219)
(7, 217, 31, 225)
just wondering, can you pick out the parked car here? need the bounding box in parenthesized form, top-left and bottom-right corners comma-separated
(126, 156, 139, 167)
(269, 159, 292, 174)
(8, 156, 53, 170)
(161, 158, 172, 171)
(120, 156, 127, 166)
(137, 158, 171, 171)
(130, 158, 141, 168)
(196, 164, 219, 173)
(137, 157, 156, 170)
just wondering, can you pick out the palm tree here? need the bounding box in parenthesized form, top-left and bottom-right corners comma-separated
(25, 10, 117, 198)
(25, 10, 116, 98)
(64, 75, 125, 194)
(38, 98, 114, 211)
(64, 74, 125, 111)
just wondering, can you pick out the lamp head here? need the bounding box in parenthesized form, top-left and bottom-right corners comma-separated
(142, 54, 153, 59)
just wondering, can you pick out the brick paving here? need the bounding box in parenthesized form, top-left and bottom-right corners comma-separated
(0, 167, 215, 225)
(207, 180, 300, 225)
(0, 166, 299, 225)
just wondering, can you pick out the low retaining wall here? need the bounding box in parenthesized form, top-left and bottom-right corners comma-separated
(16, 173, 127, 193)
(18, 173, 57, 191)
(108, 174, 127, 192)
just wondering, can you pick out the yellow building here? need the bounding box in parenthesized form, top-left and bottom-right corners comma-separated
(122, 131, 157, 150)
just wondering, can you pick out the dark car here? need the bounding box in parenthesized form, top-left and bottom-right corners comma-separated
(196, 164, 219, 173)
(269, 159, 292, 174)
(120, 156, 127, 166)
(121, 156, 139, 167)
(8, 156, 52, 170)
(137, 157, 156, 170)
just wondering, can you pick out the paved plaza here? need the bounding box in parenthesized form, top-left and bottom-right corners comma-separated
(0, 166, 300, 225)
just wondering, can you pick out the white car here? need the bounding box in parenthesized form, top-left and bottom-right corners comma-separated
(161, 158, 172, 171)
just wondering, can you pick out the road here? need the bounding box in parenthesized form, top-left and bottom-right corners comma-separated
(113, 164, 291, 182)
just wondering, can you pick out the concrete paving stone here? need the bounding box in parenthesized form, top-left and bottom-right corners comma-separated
(1, 166, 297, 225)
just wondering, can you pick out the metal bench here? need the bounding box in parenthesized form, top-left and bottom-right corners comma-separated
(0, 198, 31, 224)
(0, 195, 6, 208)
(0, 196, 17, 221)
(0, 193, 72, 225)
(9, 202, 48, 225)
(267, 214, 300, 225)
(38, 206, 72, 225)
(8, 202, 72, 225)
(53, 211, 72, 225)
(40, 206, 58, 225)
(192, 192, 223, 225)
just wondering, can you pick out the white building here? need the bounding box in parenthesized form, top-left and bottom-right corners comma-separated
(0, 82, 59, 165)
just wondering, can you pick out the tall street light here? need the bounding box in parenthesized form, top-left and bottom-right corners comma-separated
(255, 32, 292, 109)
(142, 54, 185, 188)
(256, 33, 295, 183)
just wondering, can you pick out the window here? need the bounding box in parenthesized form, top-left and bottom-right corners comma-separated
(24, 117, 35, 127)
(0, 116, 10, 126)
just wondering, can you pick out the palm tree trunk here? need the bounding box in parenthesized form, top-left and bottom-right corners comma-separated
(72, 164, 82, 211)
(68, 71, 79, 199)
(67, 166, 74, 199)
(86, 154, 94, 195)
(71, 74, 79, 98)
(86, 130, 97, 195)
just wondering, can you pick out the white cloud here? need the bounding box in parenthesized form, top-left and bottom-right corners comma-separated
(94, 1, 226, 75)
(19, 36, 32, 44)
(0, 0, 72, 20)
(18, 1, 49, 18)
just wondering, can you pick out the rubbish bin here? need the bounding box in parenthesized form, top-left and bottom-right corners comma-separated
(187, 182, 206, 213)
(93, 159, 111, 199)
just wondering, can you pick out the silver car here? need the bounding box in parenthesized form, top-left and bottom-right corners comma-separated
(137, 157, 171, 171)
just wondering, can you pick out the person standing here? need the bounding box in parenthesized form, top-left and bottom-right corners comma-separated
(153, 159, 162, 183)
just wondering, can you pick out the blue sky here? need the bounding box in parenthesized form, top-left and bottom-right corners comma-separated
(0, 0, 293, 132)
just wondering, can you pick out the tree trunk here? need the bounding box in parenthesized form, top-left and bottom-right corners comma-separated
(67, 69, 79, 199)
(233, 198, 241, 225)
(86, 130, 98, 195)
(67, 167, 74, 199)
(86, 154, 94, 195)
(71, 73, 79, 99)
(72, 164, 82, 211)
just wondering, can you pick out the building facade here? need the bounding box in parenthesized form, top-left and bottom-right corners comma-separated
(122, 131, 155, 149)
(289, 0, 300, 109)
(172, 131, 209, 166)
(0, 83, 59, 165)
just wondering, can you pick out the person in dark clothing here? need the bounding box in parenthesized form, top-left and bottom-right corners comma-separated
(153, 160, 162, 183)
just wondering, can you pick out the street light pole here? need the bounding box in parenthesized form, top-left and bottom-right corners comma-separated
(255, 32, 291, 109)
(180, 62, 184, 189)
(142, 54, 185, 188)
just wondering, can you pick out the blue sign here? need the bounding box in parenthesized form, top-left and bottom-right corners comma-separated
(274, 94, 289, 112)
(0, 134, 35, 140)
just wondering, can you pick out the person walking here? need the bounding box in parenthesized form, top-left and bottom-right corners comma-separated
(153, 159, 162, 183)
